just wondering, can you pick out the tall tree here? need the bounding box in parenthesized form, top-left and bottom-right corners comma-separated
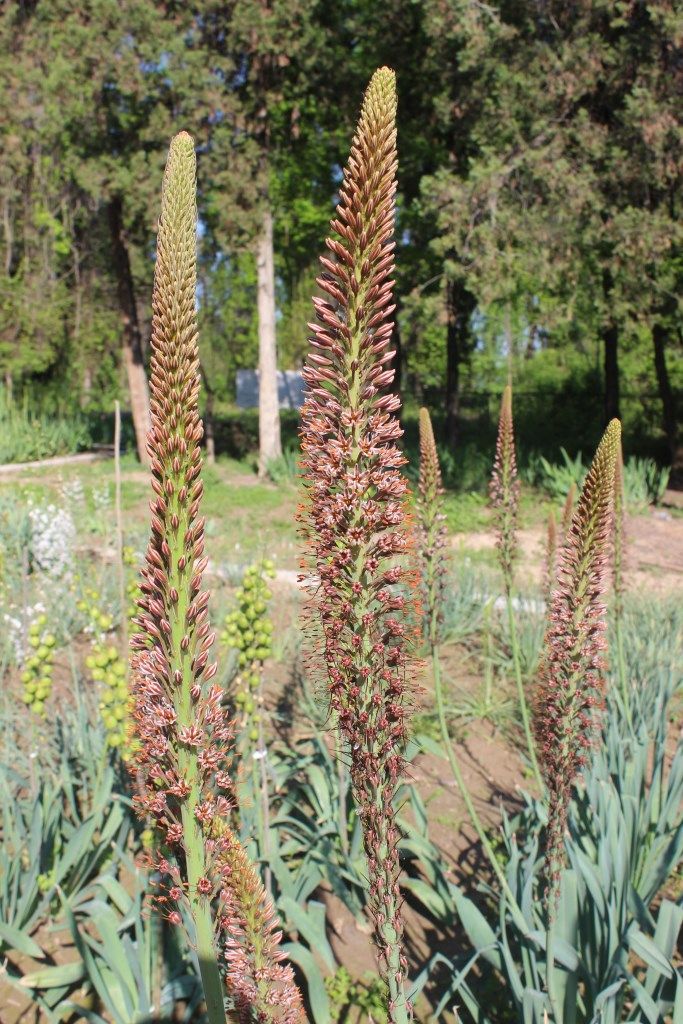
(421, 1, 682, 459)
(196, 0, 335, 475)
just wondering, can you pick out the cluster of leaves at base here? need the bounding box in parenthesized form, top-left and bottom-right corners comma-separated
(325, 966, 388, 1024)
(221, 559, 275, 740)
(20, 614, 55, 716)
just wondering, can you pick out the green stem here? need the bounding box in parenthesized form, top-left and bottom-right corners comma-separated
(182, 804, 228, 1024)
(385, 938, 410, 1024)
(614, 613, 631, 728)
(506, 594, 543, 790)
(432, 648, 530, 936)
(546, 911, 561, 1023)
(256, 672, 272, 896)
(336, 734, 349, 858)
(483, 600, 493, 711)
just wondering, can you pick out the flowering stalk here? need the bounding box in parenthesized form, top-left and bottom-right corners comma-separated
(561, 483, 576, 537)
(612, 443, 629, 715)
(543, 509, 557, 609)
(299, 68, 413, 1023)
(489, 386, 542, 788)
(130, 132, 302, 1024)
(534, 418, 621, 906)
(490, 385, 520, 596)
(416, 408, 447, 647)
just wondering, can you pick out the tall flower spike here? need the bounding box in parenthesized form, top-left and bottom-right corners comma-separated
(417, 408, 448, 647)
(613, 443, 625, 620)
(534, 419, 621, 908)
(130, 132, 302, 1024)
(299, 68, 413, 1024)
(543, 508, 557, 609)
(490, 385, 520, 594)
(561, 482, 576, 536)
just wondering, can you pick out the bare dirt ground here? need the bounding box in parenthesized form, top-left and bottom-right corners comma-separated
(455, 505, 683, 595)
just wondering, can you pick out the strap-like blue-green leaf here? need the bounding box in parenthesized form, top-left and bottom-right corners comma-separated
(279, 896, 335, 971)
(20, 960, 85, 989)
(281, 941, 330, 1024)
(0, 921, 45, 959)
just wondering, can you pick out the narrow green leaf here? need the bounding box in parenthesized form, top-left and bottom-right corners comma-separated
(0, 922, 45, 960)
(20, 960, 85, 989)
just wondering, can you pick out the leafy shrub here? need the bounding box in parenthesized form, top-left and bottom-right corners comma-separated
(265, 444, 301, 485)
(0, 393, 92, 464)
(529, 447, 670, 507)
(622, 456, 670, 508)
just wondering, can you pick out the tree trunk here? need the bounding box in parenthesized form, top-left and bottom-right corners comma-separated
(256, 205, 281, 477)
(204, 384, 216, 465)
(653, 322, 682, 487)
(444, 278, 472, 448)
(603, 322, 620, 423)
(108, 196, 151, 464)
(81, 365, 92, 409)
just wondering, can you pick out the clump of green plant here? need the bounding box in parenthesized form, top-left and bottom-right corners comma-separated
(325, 967, 389, 1024)
(533, 446, 669, 509)
(20, 614, 55, 716)
(222, 559, 275, 741)
(0, 390, 92, 464)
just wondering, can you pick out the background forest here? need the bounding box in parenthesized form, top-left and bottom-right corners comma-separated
(1, 0, 681, 478)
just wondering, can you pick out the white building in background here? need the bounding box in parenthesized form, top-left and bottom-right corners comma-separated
(236, 369, 306, 410)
